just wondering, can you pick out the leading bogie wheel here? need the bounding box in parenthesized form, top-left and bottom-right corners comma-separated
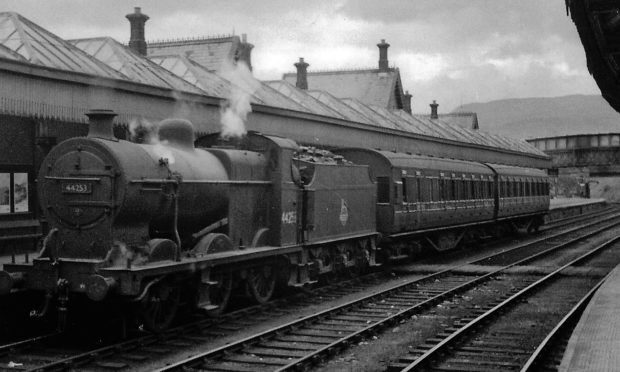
(246, 265, 276, 304)
(139, 280, 181, 333)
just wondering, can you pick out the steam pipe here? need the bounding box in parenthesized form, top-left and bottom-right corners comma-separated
(173, 190, 181, 261)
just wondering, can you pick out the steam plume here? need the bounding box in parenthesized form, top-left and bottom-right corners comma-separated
(129, 118, 176, 164)
(219, 60, 261, 138)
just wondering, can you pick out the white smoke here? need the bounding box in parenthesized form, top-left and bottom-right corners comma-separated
(129, 117, 158, 143)
(129, 118, 176, 164)
(152, 140, 175, 165)
(218, 60, 261, 138)
(110, 240, 147, 267)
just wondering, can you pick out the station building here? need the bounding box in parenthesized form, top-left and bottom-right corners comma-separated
(0, 8, 549, 252)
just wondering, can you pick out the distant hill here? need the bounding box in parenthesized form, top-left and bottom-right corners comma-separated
(452, 94, 620, 140)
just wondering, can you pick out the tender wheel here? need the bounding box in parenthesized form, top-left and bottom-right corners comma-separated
(246, 265, 276, 304)
(204, 271, 233, 317)
(140, 281, 181, 333)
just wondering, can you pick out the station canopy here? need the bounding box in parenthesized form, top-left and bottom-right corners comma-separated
(0, 11, 546, 158)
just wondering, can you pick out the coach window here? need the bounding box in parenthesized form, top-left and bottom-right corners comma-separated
(0, 172, 30, 215)
(377, 177, 390, 203)
(408, 177, 417, 202)
(538, 181, 543, 196)
(438, 179, 445, 201)
(416, 178, 422, 202)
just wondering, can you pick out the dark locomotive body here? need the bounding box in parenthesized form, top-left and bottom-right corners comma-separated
(0, 112, 550, 331)
(0, 112, 379, 330)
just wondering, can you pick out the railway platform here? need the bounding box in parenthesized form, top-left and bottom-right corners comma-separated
(547, 197, 606, 222)
(549, 196, 606, 209)
(559, 263, 620, 371)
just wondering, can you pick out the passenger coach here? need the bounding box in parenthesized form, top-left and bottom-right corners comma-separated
(336, 148, 550, 257)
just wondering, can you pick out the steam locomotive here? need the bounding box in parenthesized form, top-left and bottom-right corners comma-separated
(0, 110, 550, 331)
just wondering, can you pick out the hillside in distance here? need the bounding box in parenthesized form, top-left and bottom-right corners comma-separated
(452, 94, 620, 140)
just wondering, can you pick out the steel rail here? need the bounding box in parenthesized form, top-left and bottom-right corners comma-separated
(12, 273, 383, 371)
(518, 273, 608, 372)
(0, 332, 60, 356)
(9, 211, 620, 371)
(156, 212, 620, 372)
(398, 235, 620, 372)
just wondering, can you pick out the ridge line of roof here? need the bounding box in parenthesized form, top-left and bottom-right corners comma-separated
(148, 34, 237, 45)
(283, 66, 398, 76)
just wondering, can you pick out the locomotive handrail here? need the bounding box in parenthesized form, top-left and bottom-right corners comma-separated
(130, 179, 272, 185)
(44, 176, 101, 182)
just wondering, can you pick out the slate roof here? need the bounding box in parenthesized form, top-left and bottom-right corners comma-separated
(265, 80, 345, 118)
(306, 90, 374, 124)
(70, 37, 205, 94)
(0, 11, 545, 158)
(149, 54, 233, 98)
(150, 54, 306, 112)
(282, 68, 404, 109)
(439, 112, 479, 130)
(254, 83, 309, 112)
(0, 12, 124, 79)
(148, 35, 242, 72)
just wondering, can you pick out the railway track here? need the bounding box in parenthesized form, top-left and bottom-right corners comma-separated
(2, 208, 618, 371)
(152, 211, 620, 372)
(0, 273, 395, 371)
(388, 236, 620, 372)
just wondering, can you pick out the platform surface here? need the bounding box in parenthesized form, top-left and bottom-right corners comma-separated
(549, 197, 606, 210)
(559, 263, 620, 371)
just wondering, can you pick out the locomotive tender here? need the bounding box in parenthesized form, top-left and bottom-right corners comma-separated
(0, 110, 550, 331)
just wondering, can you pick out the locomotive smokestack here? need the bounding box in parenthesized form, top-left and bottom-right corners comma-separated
(86, 109, 118, 141)
(377, 39, 390, 71)
(126, 7, 149, 56)
(294, 57, 309, 90)
(430, 100, 439, 119)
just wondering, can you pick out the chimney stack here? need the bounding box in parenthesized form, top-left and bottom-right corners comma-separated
(237, 34, 254, 71)
(430, 100, 439, 119)
(403, 91, 413, 114)
(86, 109, 118, 141)
(294, 57, 309, 90)
(126, 7, 149, 56)
(377, 39, 390, 71)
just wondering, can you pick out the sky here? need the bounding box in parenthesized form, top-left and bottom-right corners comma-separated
(2, 0, 601, 113)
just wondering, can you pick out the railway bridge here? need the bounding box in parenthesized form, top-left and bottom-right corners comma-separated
(527, 133, 620, 176)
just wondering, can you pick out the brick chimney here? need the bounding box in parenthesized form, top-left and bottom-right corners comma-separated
(403, 91, 412, 114)
(294, 57, 309, 90)
(126, 7, 149, 56)
(430, 100, 439, 119)
(236, 33, 255, 71)
(377, 39, 390, 71)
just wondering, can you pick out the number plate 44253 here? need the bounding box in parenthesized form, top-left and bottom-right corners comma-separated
(61, 182, 92, 194)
